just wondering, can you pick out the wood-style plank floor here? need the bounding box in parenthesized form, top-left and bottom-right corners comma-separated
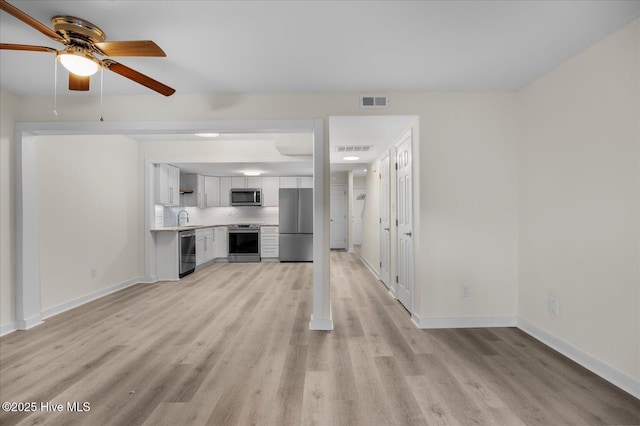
(1, 250, 639, 426)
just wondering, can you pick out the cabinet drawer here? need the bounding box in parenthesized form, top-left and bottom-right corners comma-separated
(197, 228, 214, 238)
(261, 226, 279, 235)
(261, 236, 278, 246)
(261, 247, 279, 257)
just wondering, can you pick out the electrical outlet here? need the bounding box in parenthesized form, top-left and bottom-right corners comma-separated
(461, 285, 470, 298)
(91, 268, 97, 278)
(547, 296, 560, 316)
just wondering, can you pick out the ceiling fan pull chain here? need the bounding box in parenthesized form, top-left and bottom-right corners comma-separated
(99, 66, 104, 122)
(53, 57, 58, 116)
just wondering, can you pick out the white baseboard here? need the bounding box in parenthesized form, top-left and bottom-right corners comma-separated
(410, 313, 639, 399)
(41, 278, 142, 320)
(412, 314, 518, 329)
(517, 317, 640, 400)
(359, 256, 380, 280)
(309, 309, 334, 331)
(0, 321, 17, 337)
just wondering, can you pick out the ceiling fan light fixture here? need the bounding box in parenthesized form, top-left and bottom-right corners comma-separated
(58, 50, 100, 76)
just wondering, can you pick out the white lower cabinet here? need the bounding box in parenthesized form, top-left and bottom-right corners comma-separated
(260, 226, 279, 259)
(215, 226, 228, 259)
(196, 227, 215, 266)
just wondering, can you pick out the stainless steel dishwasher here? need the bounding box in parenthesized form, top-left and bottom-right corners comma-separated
(179, 229, 196, 277)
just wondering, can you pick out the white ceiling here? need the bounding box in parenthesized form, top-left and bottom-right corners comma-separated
(3, 1, 638, 176)
(1, 1, 638, 97)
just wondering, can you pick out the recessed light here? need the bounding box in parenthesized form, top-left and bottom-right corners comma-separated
(194, 132, 220, 138)
(343, 156, 359, 161)
(364, 169, 367, 172)
(243, 171, 261, 176)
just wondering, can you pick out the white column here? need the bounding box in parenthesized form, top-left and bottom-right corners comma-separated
(310, 119, 333, 330)
(15, 134, 43, 329)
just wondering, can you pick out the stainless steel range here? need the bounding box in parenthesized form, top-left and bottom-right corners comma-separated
(228, 224, 261, 262)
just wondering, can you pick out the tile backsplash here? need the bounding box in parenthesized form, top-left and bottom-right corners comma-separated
(161, 205, 279, 227)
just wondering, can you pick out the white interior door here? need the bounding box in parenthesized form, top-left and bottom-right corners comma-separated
(352, 187, 366, 245)
(380, 154, 391, 288)
(396, 132, 413, 312)
(330, 185, 347, 249)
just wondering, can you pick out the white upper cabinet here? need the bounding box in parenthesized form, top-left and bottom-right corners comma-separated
(279, 177, 299, 188)
(279, 176, 313, 189)
(156, 164, 180, 206)
(182, 174, 308, 208)
(299, 177, 313, 188)
(246, 177, 262, 188)
(231, 177, 246, 188)
(219, 177, 232, 206)
(229, 176, 261, 189)
(261, 177, 280, 207)
(204, 176, 220, 207)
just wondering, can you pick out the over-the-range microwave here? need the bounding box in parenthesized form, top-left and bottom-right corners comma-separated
(230, 188, 262, 206)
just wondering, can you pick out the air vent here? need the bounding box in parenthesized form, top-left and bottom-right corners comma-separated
(360, 95, 389, 108)
(335, 145, 373, 153)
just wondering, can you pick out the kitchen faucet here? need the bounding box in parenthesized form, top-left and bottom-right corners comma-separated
(177, 210, 189, 226)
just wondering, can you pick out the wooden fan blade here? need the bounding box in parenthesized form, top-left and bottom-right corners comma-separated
(69, 73, 90, 91)
(0, 43, 56, 53)
(94, 41, 166, 57)
(103, 60, 175, 96)
(0, 0, 65, 42)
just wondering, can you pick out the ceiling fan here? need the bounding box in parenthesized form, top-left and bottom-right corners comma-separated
(0, 0, 175, 96)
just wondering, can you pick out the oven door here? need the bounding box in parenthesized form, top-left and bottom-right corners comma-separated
(228, 229, 261, 262)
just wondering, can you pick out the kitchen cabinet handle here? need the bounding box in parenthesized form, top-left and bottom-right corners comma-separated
(384, 227, 390, 231)
(404, 232, 412, 237)
(205, 193, 207, 207)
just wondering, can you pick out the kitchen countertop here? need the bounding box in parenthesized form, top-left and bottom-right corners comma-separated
(150, 224, 278, 232)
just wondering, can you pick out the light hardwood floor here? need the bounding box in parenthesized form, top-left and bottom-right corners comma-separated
(1, 250, 639, 425)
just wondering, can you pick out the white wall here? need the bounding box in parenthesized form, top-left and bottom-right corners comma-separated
(360, 159, 381, 275)
(419, 94, 519, 319)
(518, 19, 639, 382)
(37, 135, 141, 313)
(1, 90, 18, 331)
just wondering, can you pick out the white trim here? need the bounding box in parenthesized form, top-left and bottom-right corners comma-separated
(388, 287, 397, 299)
(359, 255, 380, 280)
(309, 307, 334, 330)
(0, 322, 17, 336)
(15, 315, 43, 331)
(41, 278, 142, 320)
(16, 119, 329, 335)
(517, 317, 640, 400)
(411, 314, 517, 329)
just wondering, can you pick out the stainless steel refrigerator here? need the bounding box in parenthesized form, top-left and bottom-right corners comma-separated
(279, 188, 313, 262)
